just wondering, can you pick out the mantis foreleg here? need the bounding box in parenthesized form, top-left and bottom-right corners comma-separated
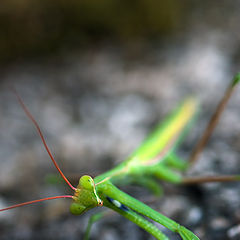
(97, 181, 200, 240)
(84, 212, 108, 240)
(104, 196, 169, 240)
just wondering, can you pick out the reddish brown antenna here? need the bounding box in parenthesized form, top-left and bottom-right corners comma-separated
(0, 195, 73, 212)
(0, 89, 76, 212)
(12, 88, 76, 191)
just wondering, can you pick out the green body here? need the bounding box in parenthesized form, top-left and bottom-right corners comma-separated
(71, 98, 200, 240)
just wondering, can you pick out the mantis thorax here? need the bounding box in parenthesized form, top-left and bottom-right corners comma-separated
(70, 175, 103, 215)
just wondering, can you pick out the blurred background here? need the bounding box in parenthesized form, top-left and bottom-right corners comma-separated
(0, 1, 240, 239)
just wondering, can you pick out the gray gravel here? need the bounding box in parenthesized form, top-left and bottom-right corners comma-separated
(0, 29, 240, 240)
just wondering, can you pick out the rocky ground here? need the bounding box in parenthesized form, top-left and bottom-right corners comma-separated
(0, 3, 240, 239)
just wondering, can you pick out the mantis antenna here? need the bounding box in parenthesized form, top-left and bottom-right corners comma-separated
(0, 196, 73, 212)
(0, 89, 76, 212)
(12, 88, 76, 191)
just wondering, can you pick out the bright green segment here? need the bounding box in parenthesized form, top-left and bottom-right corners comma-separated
(127, 98, 198, 166)
(95, 180, 200, 240)
(104, 198, 169, 240)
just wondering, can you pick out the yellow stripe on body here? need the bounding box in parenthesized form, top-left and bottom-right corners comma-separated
(144, 98, 196, 165)
(128, 98, 197, 167)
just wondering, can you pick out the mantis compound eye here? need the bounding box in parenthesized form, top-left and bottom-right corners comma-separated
(79, 175, 95, 190)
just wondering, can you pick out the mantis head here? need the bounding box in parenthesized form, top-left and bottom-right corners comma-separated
(70, 175, 103, 215)
(0, 91, 103, 215)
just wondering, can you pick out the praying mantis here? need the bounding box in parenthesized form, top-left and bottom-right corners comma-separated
(0, 73, 240, 240)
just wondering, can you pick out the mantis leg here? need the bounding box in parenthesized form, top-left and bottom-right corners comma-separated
(149, 165, 182, 183)
(103, 196, 169, 240)
(84, 211, 109, 240)
(166, 153, 188, 171)
(98, 181, 199, 240)
(118, 176, 163, 196)
(134, 176, 163, 196)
